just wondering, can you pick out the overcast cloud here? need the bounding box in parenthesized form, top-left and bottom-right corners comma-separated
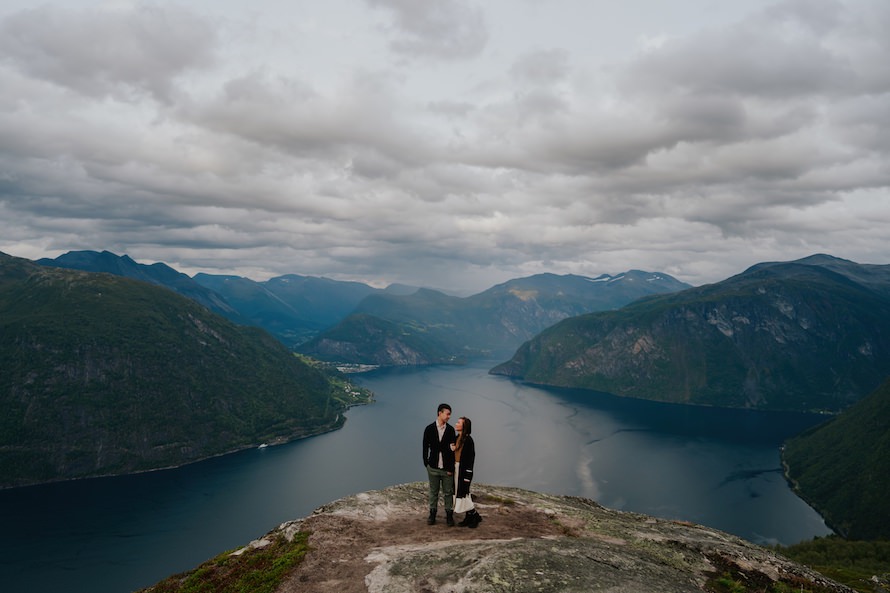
(1, 0, 888, 293)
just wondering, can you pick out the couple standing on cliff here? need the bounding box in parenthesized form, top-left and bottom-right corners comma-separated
(422, 403, 482, 528)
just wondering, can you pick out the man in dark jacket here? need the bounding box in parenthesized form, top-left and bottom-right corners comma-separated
(422, 403, 456, 525)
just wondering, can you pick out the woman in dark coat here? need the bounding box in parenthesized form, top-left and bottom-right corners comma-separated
(453, 416, 482, 528)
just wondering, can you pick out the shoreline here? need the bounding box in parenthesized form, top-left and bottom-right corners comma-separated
(779, 448, 840, 541)
(0, 395, 376, 492)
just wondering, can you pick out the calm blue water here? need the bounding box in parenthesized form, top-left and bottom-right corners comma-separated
(0, 361, 832, 593)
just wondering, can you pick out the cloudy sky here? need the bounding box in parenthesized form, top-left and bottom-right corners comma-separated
(1, 0, 888, 293)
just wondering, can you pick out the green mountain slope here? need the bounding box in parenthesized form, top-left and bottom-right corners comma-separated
(302, 312, 462, 365)
(263, 274, 381, 327)
(783, 378, 890, 540)
(39, 251, 383, 348)
(192, 272, 324, 346)
(193, 272, 382, 344)
(0, 252, 356, 488)
(38, 250, 244, 323)
(492, 255, 890, 412)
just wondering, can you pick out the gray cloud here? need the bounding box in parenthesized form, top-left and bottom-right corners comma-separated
(0, 4, 216, 102)
(0, 0, 888, 292)
(832, 95, 890, 152)
(179, 69, 436, 174)
(366, 0, 488, 59)
(510, 49, 570, 86)
(622, 2, 858, 99)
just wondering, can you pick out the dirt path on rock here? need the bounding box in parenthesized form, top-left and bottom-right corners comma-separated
(278, 492, 568, 593)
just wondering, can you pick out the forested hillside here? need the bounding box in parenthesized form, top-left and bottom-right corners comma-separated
(783, 378, 890, 540)
(0, 252, 364, 488)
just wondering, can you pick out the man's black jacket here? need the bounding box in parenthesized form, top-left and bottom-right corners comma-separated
(422, 421, 456, 472)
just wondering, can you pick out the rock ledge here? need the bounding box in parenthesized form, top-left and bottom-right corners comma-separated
(232, 482, 852, 593)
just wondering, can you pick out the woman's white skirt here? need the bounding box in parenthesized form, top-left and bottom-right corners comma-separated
(453, 461, 475, 513)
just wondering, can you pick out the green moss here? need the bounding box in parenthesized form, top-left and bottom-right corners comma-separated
(140, 532, 310, 593)
(480, 493, 516, 506)
(712, 573, 747, 593)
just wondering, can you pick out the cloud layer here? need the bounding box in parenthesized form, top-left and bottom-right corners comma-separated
(1, 0, 888, 292)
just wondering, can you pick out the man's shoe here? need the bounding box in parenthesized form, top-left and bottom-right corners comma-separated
(427, 509, 437, 525)
(446, 510, 455, 526)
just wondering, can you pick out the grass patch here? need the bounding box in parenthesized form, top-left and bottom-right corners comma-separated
(705, 553, 843, 593)
(707, 570, 838, 593)
(479, 493, 516, 506)
(774, 536, 890, 593)
(139, 531, 310, 593)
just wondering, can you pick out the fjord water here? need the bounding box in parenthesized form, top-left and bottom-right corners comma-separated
(0, 361, 832, 593)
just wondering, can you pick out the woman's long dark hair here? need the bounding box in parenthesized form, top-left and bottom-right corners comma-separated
(455, 416, 472, 452)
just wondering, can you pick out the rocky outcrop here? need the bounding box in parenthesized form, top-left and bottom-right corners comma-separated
(144, 482, 852, 593)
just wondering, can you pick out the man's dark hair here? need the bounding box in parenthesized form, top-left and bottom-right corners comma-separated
(437, 403, 452, 414)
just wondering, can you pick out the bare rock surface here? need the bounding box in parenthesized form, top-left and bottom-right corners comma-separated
(246, 482, 852, 593)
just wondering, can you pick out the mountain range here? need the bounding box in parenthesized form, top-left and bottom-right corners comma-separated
(10, 248, 890, 549)
(298, 271, 692, 363)
(191, 272, 381, 346)
(8, 246, 890, 566)
(492, 255, 890, 412)
(0, 252, 367, 488)
(34, 250, 890, 414)
(37, 250, 244, 322)
(37, 250, 692, 361)
(38, 250, 382, 348)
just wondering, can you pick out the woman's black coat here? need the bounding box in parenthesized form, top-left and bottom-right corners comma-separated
(456, 436, 475, 498)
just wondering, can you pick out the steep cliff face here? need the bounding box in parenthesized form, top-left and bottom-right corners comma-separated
(141, 483, 854, 593)
(492, 257, 890, 412)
